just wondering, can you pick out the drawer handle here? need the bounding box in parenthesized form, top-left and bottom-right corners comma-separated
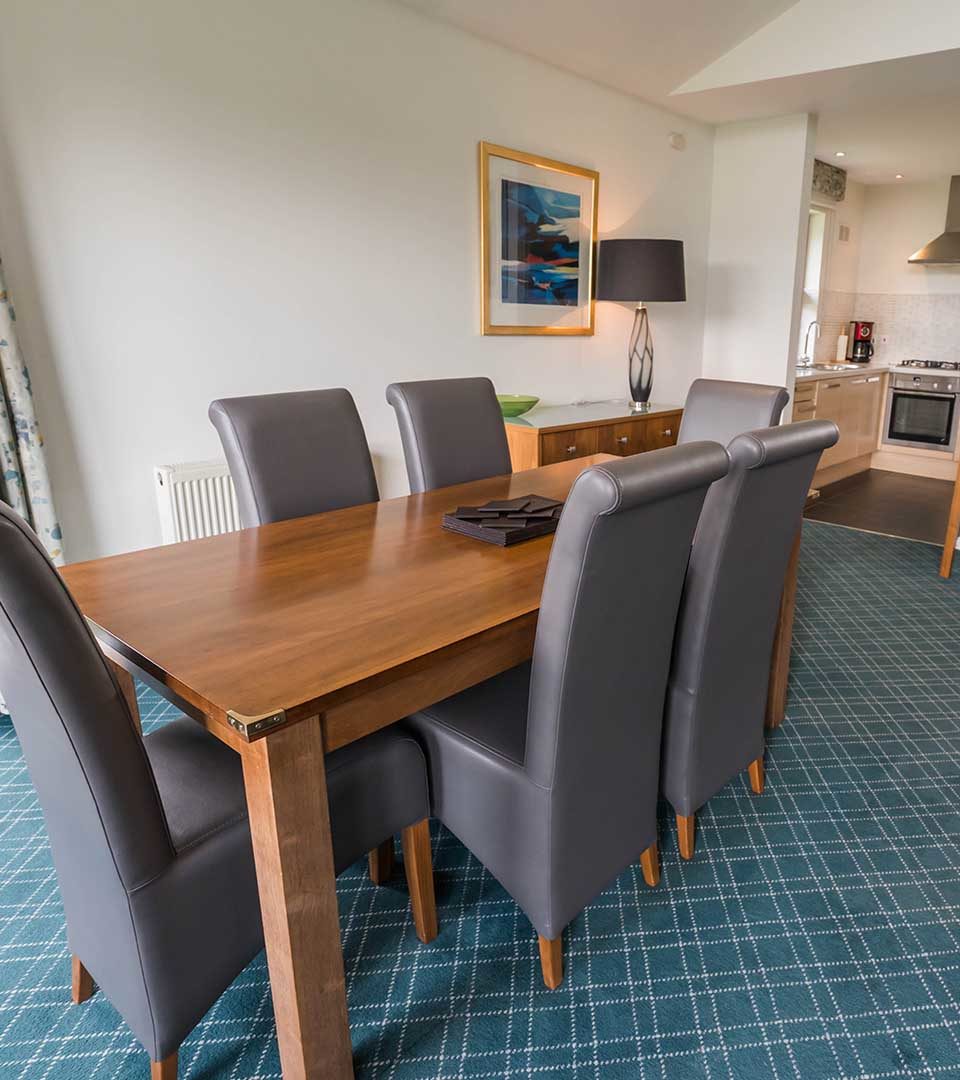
(617, 436, 629, 445)
(566, 445, 577, 454)
(867, 376, 880, 383)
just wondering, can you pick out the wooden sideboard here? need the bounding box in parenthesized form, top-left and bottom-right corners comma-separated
(504, 401, 683, 472)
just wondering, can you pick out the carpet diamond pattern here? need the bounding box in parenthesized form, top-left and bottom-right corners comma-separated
(2, 521, 959, 1078)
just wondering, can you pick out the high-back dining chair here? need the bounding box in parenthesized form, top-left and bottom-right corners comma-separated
(677, 378, 789, 447)
(209, 388, 379, 528)
(0, 501, 437, 1079)
(209, 385, 414, 885)
(661, 420, 838, 860)
(405, 441, 730, 987)
(385, 377, 513, 493)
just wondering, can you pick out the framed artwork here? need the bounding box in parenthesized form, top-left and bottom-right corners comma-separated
(479, 142, 599, 336)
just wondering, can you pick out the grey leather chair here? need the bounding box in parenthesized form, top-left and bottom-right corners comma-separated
(0, 501, 437, 1079)
(210, 386, 409, 885)
(405, 442, 730, 988)
(385, 377, 513, 493)
(678, 378, 790, 447)
(209, 388, 379, 529)
(661, 420, 838, 860)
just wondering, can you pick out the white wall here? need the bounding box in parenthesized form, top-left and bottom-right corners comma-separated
(701, 114, 816, 386)
(857, 179, 960, 295)
(821, 179, 866, 294)
(0, 0, 715, 560)
(812, 178, 865, 362)
(846, 178, 960, 366)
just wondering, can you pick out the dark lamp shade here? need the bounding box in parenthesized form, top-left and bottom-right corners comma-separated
(596, 238, 686, 303)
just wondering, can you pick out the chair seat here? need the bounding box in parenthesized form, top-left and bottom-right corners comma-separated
(413, 661, 531, 766)
(144, 718, 247, 853)
(325, 729, 430, 873)
(145, 719, 429, 874)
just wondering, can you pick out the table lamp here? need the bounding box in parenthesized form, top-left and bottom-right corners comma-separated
(596, 239, 686, 411)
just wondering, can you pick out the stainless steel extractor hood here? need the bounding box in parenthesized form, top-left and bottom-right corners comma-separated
(908, 175, 960, 264)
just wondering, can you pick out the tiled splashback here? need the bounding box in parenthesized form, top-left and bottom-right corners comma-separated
(815, 291, 960, 365)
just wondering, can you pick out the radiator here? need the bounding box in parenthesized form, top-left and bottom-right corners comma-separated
(153, 460, 241, 544)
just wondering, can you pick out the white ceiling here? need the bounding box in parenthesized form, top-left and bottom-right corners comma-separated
(397, 0, 797, 112)
(396, 0, 960, 185)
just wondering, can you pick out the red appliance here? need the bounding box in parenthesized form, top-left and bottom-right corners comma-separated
(846, 320, 875, 362)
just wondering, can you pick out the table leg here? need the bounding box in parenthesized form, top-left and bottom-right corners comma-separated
(107, 658, 141, 734)
(940, 462, 960, 578)
(765, 528, 802, 730)
(240, 716, 353, 1080)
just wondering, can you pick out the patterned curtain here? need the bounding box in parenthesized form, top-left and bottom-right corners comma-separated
(0, 258, 64, 564)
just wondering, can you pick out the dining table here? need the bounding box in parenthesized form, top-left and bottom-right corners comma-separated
(61, 455, 618, 1079)
(60, 451, 802, 1078)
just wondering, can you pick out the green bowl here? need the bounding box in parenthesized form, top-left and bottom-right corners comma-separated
(497, 394, 540, 418)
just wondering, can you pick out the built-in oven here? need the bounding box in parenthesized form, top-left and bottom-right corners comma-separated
(883, 371, 959, 453)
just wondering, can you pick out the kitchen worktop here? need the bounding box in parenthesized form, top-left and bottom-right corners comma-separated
(794, 362, 891, 383)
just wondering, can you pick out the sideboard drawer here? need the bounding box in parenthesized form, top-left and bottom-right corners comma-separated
(540, 426, 599, 465)
(642, 413, 681, 451)
(597, 421, 646, 456)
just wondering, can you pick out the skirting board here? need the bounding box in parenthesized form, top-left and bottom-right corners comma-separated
(870, 450, 957, 481)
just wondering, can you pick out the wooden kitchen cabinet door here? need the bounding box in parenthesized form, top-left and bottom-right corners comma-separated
(858, 375, 884, 456)
(813, 380, 852, 468)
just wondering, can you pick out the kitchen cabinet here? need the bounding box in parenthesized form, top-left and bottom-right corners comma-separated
(792, 373, 886, 472)
(849, 374, 885, 457)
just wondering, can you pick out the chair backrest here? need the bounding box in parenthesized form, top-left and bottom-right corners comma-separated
(677, 378, 789, 447)
(524, 442, 729, 914)
(0, 503, 174, 904)
(661, 419, 838, 815)
(209, 388, 379, 527)
(385, 377, 512, 494)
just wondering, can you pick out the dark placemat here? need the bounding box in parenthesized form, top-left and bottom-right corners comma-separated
(442, 495, 563, 546)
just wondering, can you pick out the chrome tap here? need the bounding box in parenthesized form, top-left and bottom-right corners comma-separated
(799, 320, 820, 366)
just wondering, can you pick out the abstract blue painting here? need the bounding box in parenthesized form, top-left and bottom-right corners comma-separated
(500, 179, 581, 306)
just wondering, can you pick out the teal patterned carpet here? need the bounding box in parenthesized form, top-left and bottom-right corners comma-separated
(2, 520, 960, 1078)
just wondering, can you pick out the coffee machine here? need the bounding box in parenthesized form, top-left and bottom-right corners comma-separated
(846, 320, 875, 362)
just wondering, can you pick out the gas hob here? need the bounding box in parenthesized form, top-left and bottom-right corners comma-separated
(896, 359, 960, 371)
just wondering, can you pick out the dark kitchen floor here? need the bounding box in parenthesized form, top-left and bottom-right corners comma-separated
(804, 467, 954, 544)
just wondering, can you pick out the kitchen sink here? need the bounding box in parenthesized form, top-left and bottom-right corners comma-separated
(796, 363, 861, 373)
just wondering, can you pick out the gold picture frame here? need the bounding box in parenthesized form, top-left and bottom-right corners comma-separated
(479, 142, 599, 336)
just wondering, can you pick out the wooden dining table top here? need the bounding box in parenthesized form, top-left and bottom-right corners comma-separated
(62, 455, 614, 743)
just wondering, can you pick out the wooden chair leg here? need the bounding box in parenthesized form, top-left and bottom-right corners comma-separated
(677, 813, 696, 860)
(368, 838, 395, 885)
(748, 757, 765, 794)
(151, 1051, 178, 1079)
(401, 819, 438, 944)
(538, 933, 563, 989)
(71, 955, 94, 1005)
(639, 842, 660, 887)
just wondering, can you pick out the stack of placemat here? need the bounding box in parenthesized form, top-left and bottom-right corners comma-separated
(442, 495, 563, 547)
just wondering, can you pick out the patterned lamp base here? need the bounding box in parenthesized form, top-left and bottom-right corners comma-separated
(628, 304, 654, 411)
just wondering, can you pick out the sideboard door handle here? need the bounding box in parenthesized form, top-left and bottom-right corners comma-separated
(566, 445, 577, 454)
(663, 428, 673, 436)
(617, 436, 629, 444)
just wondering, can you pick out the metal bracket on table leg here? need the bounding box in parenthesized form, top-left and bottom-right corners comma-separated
(226, 709, 287, 740)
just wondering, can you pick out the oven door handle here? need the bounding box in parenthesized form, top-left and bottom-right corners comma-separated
(893, 389, 958, 400)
